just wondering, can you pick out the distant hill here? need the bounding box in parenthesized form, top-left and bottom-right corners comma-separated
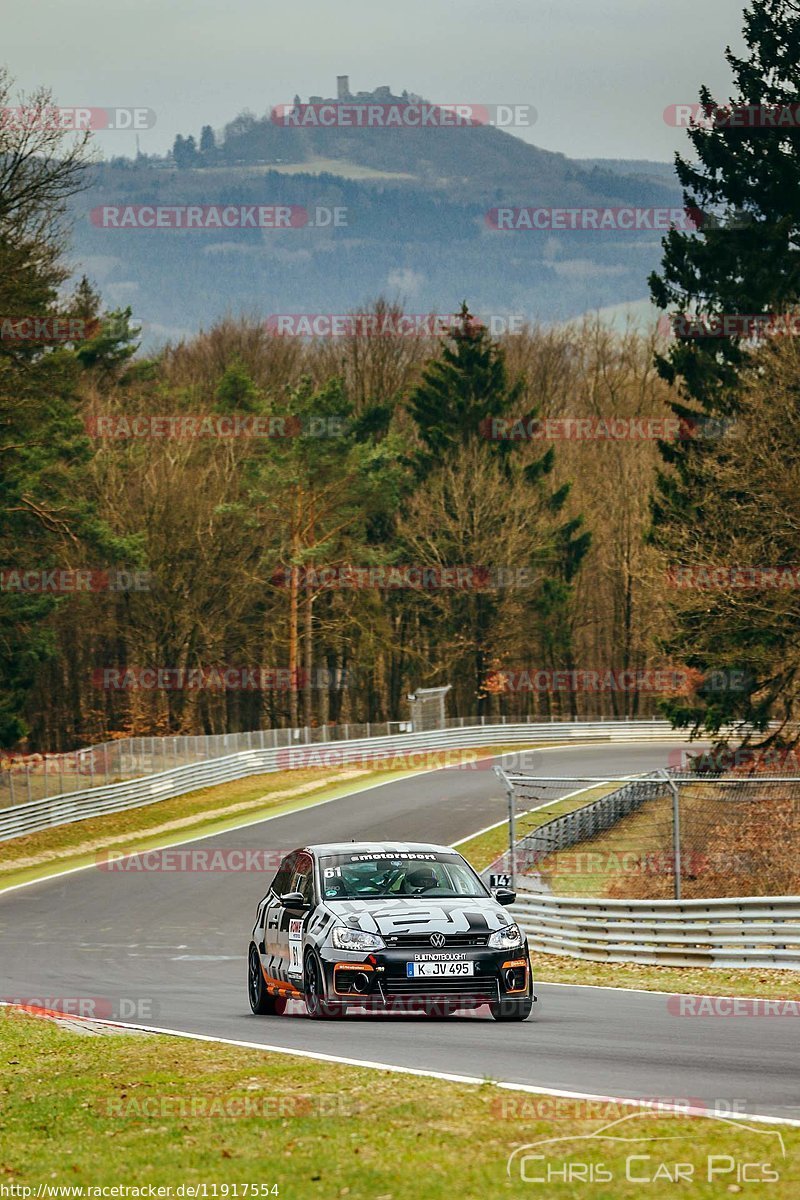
(73, 91, 683, 344)
(575, 159, 680, 185)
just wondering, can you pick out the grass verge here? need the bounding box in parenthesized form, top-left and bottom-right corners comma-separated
(532, 951, 800, 1000)
(1, 1009, 797, 1197)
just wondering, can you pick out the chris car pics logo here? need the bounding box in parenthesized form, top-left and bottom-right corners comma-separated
(506, 1112, 786, 1186)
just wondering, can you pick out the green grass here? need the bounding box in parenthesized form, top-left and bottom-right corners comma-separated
(531, 951, 800, 1000)
(1, 1010, 796, 1197)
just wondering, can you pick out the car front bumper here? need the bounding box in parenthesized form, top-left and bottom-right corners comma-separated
(321, 945, 533, 1009)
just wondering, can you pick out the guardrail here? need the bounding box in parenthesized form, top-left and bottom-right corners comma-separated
(510, 893, 800, 969)
(0, 714, 679, 807)
(0, 719, 682, 841)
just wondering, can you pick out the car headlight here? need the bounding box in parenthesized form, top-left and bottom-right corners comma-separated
(488, 923, 523, 950)
(331, 926, 385, 952)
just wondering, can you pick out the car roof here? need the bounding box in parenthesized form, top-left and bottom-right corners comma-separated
(303, 841, 459, 857)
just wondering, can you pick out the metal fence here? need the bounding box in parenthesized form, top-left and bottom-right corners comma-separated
(0, 715, 680, 808)
(493, 765, 800, 901)
(0, 718, 682, 841)
(509, 893, 800, 969)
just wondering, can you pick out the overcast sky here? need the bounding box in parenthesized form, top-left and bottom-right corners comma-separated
(6, 0, 747, 162)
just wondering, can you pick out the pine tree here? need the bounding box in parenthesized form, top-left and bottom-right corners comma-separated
(405, 303, 590, 711)
(649, 0, 800, 744)
(650, 0, 800, 418)
(199, 125, 216, 162)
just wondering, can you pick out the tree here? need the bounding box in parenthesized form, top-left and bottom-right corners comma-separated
(404, 305, 590, 712)
(0, 73, 118, 745)
(657, 336, 800, 751)
(648, 0, 800, 744)
(172, 134, 199, 168)
(199, 125, 217, 162)
(650, 0, 800, 416)
(256, 376, 406, 726)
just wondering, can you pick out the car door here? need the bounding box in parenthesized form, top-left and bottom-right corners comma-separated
(262, 850, 298, 982)
(280, 850, 315, 981)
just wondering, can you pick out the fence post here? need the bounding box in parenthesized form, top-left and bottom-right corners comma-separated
(493, 768, 517, 892)
(508, 777, 516, 890)
(661, 770, 682, 901)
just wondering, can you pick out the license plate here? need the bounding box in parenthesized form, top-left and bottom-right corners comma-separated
(406, 961, 475, 978)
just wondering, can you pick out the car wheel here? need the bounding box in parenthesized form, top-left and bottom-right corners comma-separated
(248, 944, 287, 1016)
(304, 951, 343, 1020)
(489, 995, 533, 1022)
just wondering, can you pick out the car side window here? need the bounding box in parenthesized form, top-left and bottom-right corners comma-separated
(290, 852, 314, 905)
(270, 851, 298, 898)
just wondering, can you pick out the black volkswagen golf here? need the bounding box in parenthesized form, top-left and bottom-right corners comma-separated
(247, 841, 534, 1020)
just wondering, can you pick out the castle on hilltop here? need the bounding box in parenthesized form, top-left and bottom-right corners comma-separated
(302, 77, 424, 106)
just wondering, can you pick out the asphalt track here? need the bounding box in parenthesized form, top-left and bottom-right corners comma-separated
(1, 742, 798, 1122)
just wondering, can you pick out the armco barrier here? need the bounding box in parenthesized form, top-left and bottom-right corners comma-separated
(510, 893, 800, 969)
(0, 719, 682, 841)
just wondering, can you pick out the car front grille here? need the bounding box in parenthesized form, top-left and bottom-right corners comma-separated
(384, 933, 490, 949)
(383, 977, 499, 999)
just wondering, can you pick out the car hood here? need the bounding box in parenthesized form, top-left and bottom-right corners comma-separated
(325, 896, 512, 936)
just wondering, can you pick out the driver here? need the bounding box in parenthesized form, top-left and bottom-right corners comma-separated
(404, 866, 439, 894)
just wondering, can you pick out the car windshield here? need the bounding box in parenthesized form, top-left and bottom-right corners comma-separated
(318, 850, 488, 900)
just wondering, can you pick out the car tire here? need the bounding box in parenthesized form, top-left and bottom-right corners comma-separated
(248, 944, 287, 1016)
(304, 951, 343, 1020)
(489, 995, 533, 1022)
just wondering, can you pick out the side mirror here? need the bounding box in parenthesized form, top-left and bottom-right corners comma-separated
(279, 891, 310, 910)
(494, 887, 516, 906)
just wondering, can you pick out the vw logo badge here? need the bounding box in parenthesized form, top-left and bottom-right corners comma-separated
(430, 932, 446, 948)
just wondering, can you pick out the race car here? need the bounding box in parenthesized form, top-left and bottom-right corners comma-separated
(247, 840, 534, 1021)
